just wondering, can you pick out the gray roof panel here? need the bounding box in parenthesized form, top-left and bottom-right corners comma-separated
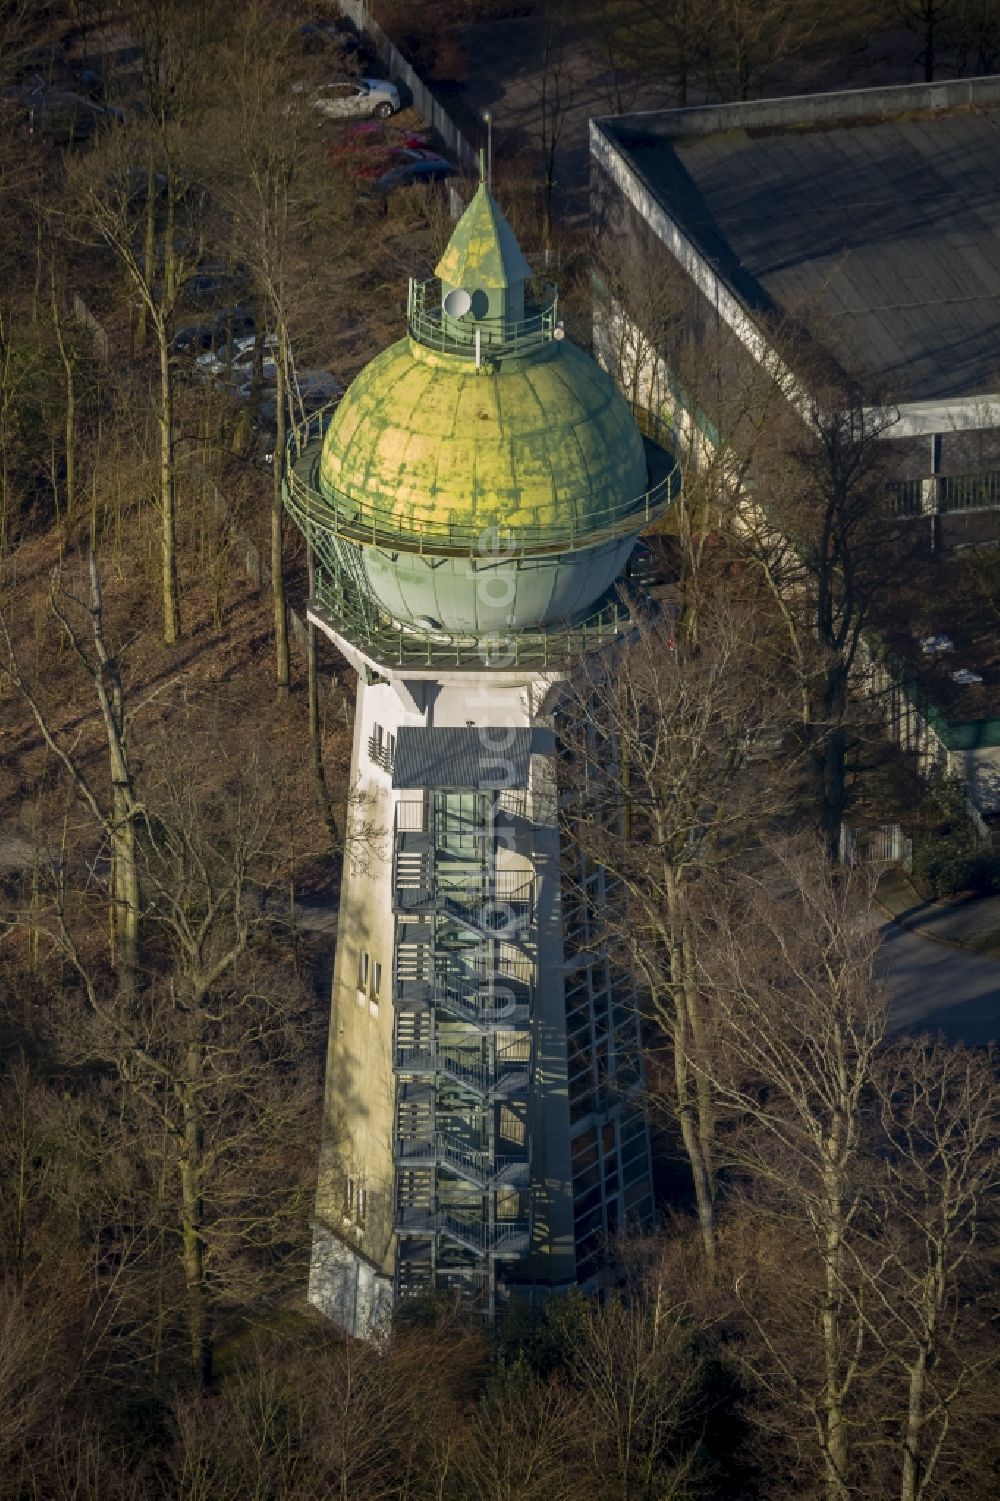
(393, 727, 532, 791)
(605, 106, 1000, 400)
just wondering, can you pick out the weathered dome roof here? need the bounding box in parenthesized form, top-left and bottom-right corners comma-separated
(317, 334, 648, 541)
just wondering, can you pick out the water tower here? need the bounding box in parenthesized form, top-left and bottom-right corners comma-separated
(284, 181, 675, 1334)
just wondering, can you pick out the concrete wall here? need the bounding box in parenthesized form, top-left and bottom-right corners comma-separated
(598, 75, 1000, 139)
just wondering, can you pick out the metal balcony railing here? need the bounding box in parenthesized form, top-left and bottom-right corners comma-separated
(394, 868, 535, 921)
(284, 417, 677, 560)
(395, 799, 428, 833)
(395, 1135, 529, 1189)
(394, 1044, 530, 1097)
(394, 973, 531, 1029)
(406, 276, 560, 360)
(307, 584, 642, 672)
(393, 1205, 530, 1257)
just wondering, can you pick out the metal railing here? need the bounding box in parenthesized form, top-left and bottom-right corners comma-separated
(394, 1206, 530, 1256)
(284, 415, 677, 560)
(308, 591, 638, 672)
(395, 1135, 529, 1189)
(395, 971, 531, 1028)
(394, 868, 534, 923)
(888, 470, 1000, 516)
(367, 733, 394, 772)
(940, 470, 1000, 511)
(394, 1044, 530, 1096)
(406, 276, 560, 360)
(887, 479, 922, 516)
(395, 798, 428, 833)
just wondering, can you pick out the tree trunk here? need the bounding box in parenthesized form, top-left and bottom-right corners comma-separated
(821, 662, 848, 859)
(820, 1129, 850, 1501)
(136, 154, 157, 351)
(87, 553, 140, 976)
(49, 270, 76, 531)
(307, 542, 339, 847)
(157, 323, 181, 644)
(673, 993, 717, 1266)
(663, 858, 716, 1264)
(272, 333, 289, 689)
(178, 1039, 211, 1387)
(900, 1346, 928, 1501)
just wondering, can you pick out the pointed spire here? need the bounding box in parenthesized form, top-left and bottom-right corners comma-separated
(434, 183, 533, 293)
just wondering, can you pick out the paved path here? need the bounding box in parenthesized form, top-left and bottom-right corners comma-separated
(879, 921, 1000, 1044)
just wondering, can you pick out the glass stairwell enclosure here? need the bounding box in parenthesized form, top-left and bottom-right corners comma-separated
(392, 790, 534, 1315)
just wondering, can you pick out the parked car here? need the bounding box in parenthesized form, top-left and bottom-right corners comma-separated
(182, 265, 250, 306)
(329, 119, 429, 151)
(355, 146, 452, 181)
(371, 158, 459, 197)
(327, 127, 428, 171)
(172, 308, 256, 363)
(200, 331, 279, 383)
(309, 77, 399, 120)
(4, 82, 123, 144)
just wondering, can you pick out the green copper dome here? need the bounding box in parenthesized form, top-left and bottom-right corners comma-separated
(317, 334, 648, 541)
(282, 183, 674, 641)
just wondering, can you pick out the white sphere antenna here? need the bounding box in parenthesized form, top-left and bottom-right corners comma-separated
(443, 287, 472, 319)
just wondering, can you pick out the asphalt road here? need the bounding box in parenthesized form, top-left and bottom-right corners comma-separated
(879, 922, 1000, 1044)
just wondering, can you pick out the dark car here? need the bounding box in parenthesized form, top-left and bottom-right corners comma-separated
(4, 82, 123, 144)
(356, 147, 452, 181)
(372, 159, 459, 196)
(183, 270, 243, 305)
(171, 307, 256, 362)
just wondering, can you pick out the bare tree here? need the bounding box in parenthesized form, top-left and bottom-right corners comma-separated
(536, 1, 579, 251)
(739, 368, 900, 854)
(560, 596, 800, 1264)
(702, 841, 887, 1501)
(65, 0, 222, 644)
(567, 1269, 707, 1499)
(894, 0, 955, 80)
(950, 0, 1000, 73)
(869, 1039, 1000, 1501)
(1, 554, 147, 976)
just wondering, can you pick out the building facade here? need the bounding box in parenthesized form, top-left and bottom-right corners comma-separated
(283, 184, 672, 1333)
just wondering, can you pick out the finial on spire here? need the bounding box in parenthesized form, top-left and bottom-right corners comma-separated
(478, 146, 486, 184)
(481, 109, 493, 189)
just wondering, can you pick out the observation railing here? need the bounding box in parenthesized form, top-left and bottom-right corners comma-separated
(308, 590, 638, 672)
(405, 276, 559, 360)
(283, 400, 678, 559)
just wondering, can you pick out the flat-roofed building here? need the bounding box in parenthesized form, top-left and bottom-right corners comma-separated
(591, 76, 1000, 550)
(590, 77, 1000, 836)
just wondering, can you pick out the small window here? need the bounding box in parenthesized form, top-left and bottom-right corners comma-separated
(371, 960, 382, 999)
(356, 1185, 367, 1228)
(345, 1176, 355, 1220)
(358, 950, 369, 991)
(368, 724, 396, 771)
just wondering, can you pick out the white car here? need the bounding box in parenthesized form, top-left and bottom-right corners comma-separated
(310, 77, 399, 120)
(197, 332, 278, 382)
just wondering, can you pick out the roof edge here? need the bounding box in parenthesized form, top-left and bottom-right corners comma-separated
(592, 72, 1000, 140)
